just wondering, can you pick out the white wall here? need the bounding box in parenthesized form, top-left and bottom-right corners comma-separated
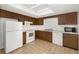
(44, 17, 63, 31)
(23, 25, 45, 31)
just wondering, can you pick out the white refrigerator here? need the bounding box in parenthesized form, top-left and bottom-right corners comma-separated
(4, 20, 23, 53)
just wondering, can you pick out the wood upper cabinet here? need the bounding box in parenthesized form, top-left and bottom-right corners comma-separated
(58, 12, 77, 25)
(0, 9, 18, 19)
(37, 18, 43, 25)
(0, 9, 43, 25)
(63, 33, 78, 50)
(35, 31, 52, 42)
(31, 18, 43, 25)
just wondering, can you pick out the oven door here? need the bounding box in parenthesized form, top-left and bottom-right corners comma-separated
(26, 30, 35, 43)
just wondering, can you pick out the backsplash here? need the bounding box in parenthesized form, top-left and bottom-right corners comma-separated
(23, 25, 45, 31)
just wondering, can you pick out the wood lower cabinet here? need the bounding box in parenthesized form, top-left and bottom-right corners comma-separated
(63, 33, 78, 50)
(35, 31, 52, 42)
(23, 32, 26, 44)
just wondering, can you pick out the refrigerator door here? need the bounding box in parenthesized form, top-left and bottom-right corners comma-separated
(4, 21, 23, 53)
(5, 31, 23, 53)
(5, 21, 22, 31)
(0, 20, 3, 49)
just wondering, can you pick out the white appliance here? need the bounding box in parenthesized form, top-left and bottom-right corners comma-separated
(53, 31, 63, 46)
(5, 21, 23, 53)
(0, 20, 4, 49)
(26, 30, 35, 43)
(23, 21, 35, 44)
(0, 19, 23, 53)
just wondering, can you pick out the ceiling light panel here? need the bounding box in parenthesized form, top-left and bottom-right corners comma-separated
(31, 4, 48, 12)
(22, 4, 37, 9)
(30, 4, 41, 9)
(37, 8, 54, 16)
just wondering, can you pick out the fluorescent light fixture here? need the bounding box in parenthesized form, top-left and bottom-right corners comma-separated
(6, 4, 39, 16)
(37, 8, 54, 16)
(30, 4, 41, 9)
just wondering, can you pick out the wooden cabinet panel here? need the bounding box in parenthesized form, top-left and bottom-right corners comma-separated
(58, 12, 77, 25)
(0, 9, 18, 19)
(58, 14, 66, 25)
(0, 9, 43, 25)
(0, 9, 1, 17)
(43, 31, 52, 42)
(63, 33, 78, 50)
(0, 9, 77, 25)
(31, 18, 43, 25)
(23, 32, 26, 44)
(35, 31, 52, 42)
(35, 31, 40, 39)
(37, 18, 43, 25)
(0, 9, 34, 21)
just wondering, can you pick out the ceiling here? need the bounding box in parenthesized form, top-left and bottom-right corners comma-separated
(0, 4, 79, 18)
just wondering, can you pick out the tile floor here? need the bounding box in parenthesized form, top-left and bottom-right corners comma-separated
(0, 39, 79, 54)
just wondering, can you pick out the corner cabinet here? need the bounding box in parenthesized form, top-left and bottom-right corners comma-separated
(63, 33, 78, 50)
(58, 12, 77, 25)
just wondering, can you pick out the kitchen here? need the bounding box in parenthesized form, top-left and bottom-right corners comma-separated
(0, 4, 79, 54)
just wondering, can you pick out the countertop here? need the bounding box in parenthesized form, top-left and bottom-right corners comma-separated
(36, 29, 79, 35)
(22, 28, 79, 35)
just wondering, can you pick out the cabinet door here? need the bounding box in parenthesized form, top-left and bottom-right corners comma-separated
(44, 31, 52, 42)
(23, 32, 26, 44)
(35, 31, 52, 42)
(63, 33, 78, 50)
(31, 19, 43, 25)
(38, 31, 44, 40)
(65, 12, 77, 24)
(58, 14, 67, 25)
(1, 9, 18, 19)
(58, 12, 77, 25)
(38, 19, 43, 25)
(35, 31, 40, 39)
